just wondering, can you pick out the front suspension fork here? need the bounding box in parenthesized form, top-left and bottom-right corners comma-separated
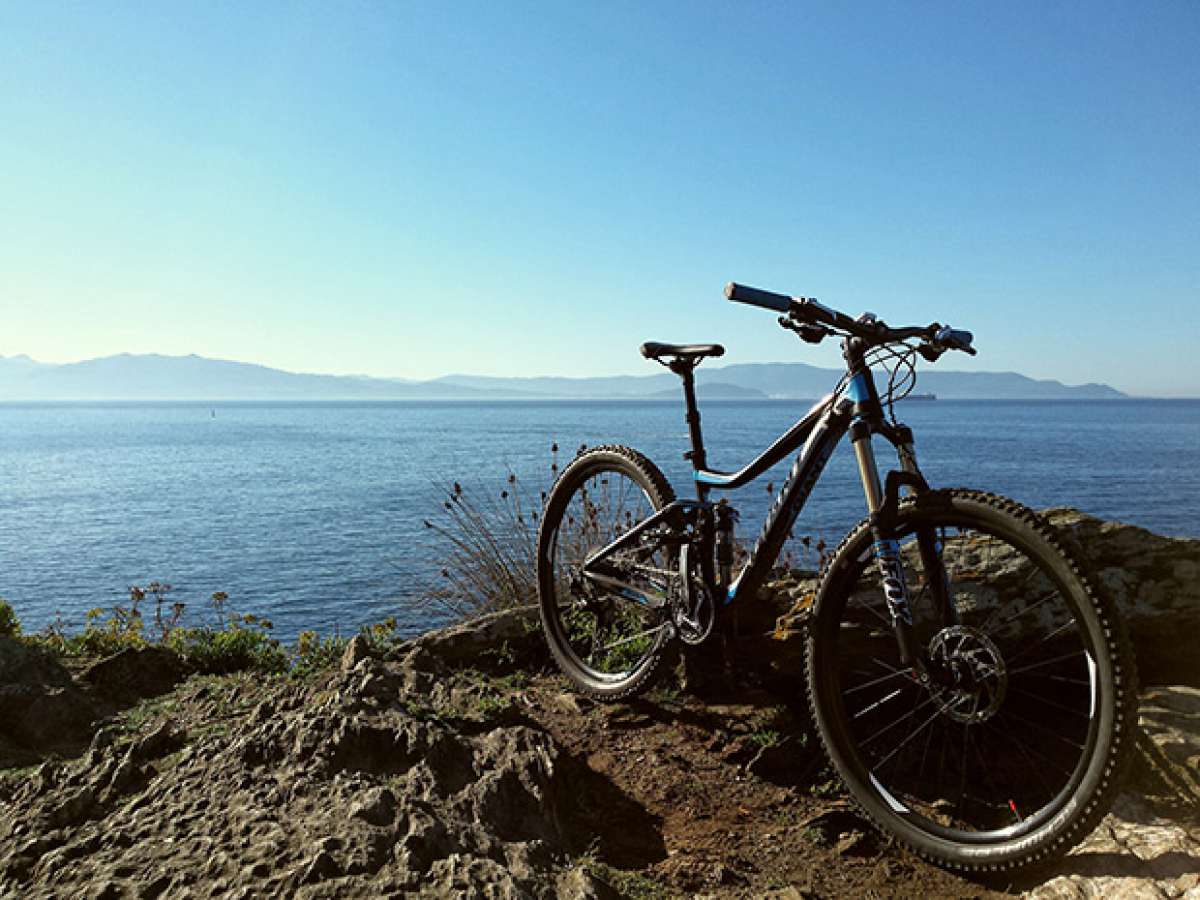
(851, 422, 920, 666)
(898, 438, 957, 628)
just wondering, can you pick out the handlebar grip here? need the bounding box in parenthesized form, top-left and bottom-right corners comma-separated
(936, 327, 976, 354)
(725, 282, 792, 313)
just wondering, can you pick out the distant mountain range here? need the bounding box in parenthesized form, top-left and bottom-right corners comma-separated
(0, 353, 1127, 401)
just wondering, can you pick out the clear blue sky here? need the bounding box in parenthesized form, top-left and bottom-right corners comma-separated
(1, 2, 1196, 395)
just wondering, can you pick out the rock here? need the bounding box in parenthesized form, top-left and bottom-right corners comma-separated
(81, 646, 188, 702)
(763, 887, 812, 900)
(350, 787, 397, 827)
(133, 721, 184, 763)
(47, 786, 96, 828)
(556, 864, 624, 900)
(340, 634, 371, 672)
(0, 636, 74, 687)
(0, 639, 98, 762)
(411, 605, 542, 672)
(299, 849, 339, 884)
(1044, 508, 1200, 685)
(1027, 685, 1200, 899)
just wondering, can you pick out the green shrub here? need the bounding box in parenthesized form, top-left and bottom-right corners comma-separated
(290, 629, 349, 680)
(167, 622, 287, 675)
(0, 598, 20, 638)
(290, 616, 401, 680)
(166, 604, 287, 675)
(22, 585, 399, 680)
(45, 595, 148, 657)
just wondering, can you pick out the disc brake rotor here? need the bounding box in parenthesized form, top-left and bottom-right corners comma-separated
(927, 625, 1008, 724)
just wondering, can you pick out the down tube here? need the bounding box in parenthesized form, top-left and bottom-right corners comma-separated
(726, 410, 850, 605)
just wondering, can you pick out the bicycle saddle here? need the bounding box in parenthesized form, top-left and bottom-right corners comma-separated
(639, 342, 725, 362)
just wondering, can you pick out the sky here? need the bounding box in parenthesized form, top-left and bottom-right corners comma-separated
(1, 2, 1196, 395)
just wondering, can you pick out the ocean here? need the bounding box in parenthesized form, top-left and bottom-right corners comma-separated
(2, 399, 1197, 641)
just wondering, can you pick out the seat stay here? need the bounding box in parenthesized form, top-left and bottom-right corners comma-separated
(581, 499, 700, 580)
(579, 498, 703, 610)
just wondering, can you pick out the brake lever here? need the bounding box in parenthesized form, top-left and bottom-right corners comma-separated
(778, 316, 830, 344)
(917, 343, 944, 362)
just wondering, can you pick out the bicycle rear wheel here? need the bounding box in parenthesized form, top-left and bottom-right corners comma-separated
(537, 445, 678, 700)
(806, 489, 1136, 871)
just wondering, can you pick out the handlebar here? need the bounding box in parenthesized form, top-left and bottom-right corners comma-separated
(725, 281, 975, 355)
(724, 282, 791, 313)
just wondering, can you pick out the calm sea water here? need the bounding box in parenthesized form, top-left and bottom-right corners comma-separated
(2, 399, 1197, 641)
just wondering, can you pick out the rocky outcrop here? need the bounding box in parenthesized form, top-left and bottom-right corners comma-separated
(0, 640, 192, 769)
(1025, 685, 1200, 899)
(0, 638, 99, 766)
(0, 610, 624, 898)
(760, 507, 1200, 687)
(1045, 509, 1200, 685)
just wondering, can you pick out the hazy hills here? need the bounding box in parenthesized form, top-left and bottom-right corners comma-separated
(0, 353, 1126, 401)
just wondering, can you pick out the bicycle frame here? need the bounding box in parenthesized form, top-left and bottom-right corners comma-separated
(694, 392, 853, 606)
(580, 335, 943, 667)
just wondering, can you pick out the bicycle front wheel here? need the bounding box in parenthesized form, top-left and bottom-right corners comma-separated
(806, 489, 1136, 871)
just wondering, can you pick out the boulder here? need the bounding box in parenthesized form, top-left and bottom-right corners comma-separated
(0, 638, 98, 763)
(80, 646, 188, 702)
(1045, 508, 1200, 685)
(408, 605, 543, 672)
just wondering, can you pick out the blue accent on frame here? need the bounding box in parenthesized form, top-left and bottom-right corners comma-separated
(725, 585, 737, 605)
(694, 470, 726, 485)
(847, 372, 871, 403)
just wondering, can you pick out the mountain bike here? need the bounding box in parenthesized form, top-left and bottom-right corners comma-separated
(536, 282, 1136, 872)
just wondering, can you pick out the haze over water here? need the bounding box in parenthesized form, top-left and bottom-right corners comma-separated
(2, 399, 1197, 641)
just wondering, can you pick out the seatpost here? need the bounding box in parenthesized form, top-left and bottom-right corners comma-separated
(671, 360, 708, 484)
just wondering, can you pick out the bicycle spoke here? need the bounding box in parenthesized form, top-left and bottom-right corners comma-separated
(860, 693, 937, 749)
(853, 687, 906, 719)
(1008, 685, 1089, 719)
(845, 667, 908, 696)
(997, 707, 1085, 752)
(1008, 649, 1085, 677)
(873, 703, 943, 772)
(597, 623, 665, 654)
(1005, 618, 1078, 665)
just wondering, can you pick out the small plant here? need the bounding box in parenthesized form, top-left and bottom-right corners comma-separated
(0, 598, 20, 638)
(648, 681, 681, 705)
(361, 615, 400, 650)
(166, 595, 287, 675)
(48, 587, 151, 657)
(575, 848, 671, 900)
(474, 694, 511, 719)
(801, 824, 831, 846)
(139, 581, 185, 640)
(811, 766, 844, 798)
(290, 630, 349, 680)
(748, 728, 783, 749)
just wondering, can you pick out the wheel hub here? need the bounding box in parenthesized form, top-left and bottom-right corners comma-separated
(927, 626, 1007, 723)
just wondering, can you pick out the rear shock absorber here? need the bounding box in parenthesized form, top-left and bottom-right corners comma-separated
(715, 500, 739, 588)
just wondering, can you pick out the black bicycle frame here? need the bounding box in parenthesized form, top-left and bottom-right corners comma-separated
(694, 393, 854, 606)
(581, 338, 944, 667)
